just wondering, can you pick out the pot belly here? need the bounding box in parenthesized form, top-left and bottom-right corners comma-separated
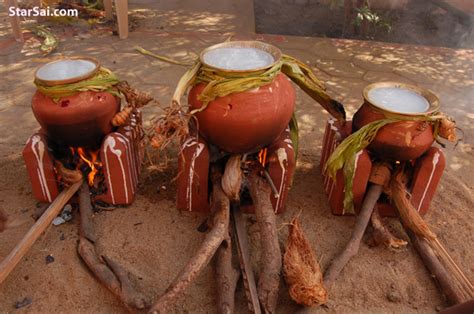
(188, 73, 296, 153)
(353, 103, 435, 161)
(32, 90, 119, 147)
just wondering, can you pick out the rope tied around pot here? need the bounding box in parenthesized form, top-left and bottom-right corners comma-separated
(177, 54, 334, 117)
(34, 66, 154, 132)
(324, 111, 457, 214)
(34, 67, 120, 100)
(135, 46, 345, 154)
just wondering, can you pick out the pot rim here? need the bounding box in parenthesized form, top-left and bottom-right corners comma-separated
(34, 56, 100, 86)
(199, 40, 282, 73)
(363, 81, 440, 117)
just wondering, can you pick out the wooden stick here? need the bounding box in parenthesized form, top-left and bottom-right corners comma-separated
(406, 229, 468, 305)
(215, 227, 240, 313)
(78, 182, 97, 243)
(149, 169, 230, 313)
(440, 299, 474, 314)
(391, 170, 473, 298)
(432, 239, 474, 293)
(77, 183, 146, 310)
(323, 184, 383, 289)
(103, 0, 113, 19)
(262, 169, 280, 199)
(0, 180, 82, 284)
(370, 206, 407, 250)
(115, 0, 129, 39)
(248, 172, 282, 314)
(78, 238, 147, 310)
(221, 154, 242, 202)
(6, 0, 24, 42)
(233, 204, 261, 314)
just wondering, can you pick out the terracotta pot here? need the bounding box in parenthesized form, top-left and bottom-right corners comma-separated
(188, 73, 296, 153)
(31, 58, 119, 147)
(352, 82, 440, 161)
(32, 91, 119, 147)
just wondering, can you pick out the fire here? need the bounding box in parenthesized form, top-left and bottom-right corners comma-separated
(258, 148, 268, 166)
(76, 147, 102, 186)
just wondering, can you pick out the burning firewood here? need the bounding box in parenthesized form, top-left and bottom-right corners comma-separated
(248, 170, 282, 313)
(407, 229, 469, 305)
(390, 170, 436, 241)
(77, 182, 147, 311)
(78, 238, 147, 311)
(283, 218, 328, 307)
(77, 182, 146, 309)
(232, 205, 261, 313)
(221, 154, 243, 202)
(149, 167, 230, 313)
(324, 162, 391, 289)
(55, 161, 83, 186)
(215, 230, 240, 313)
(390, 168, 474, 303)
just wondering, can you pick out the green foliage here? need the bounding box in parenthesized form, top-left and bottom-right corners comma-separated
(355, 5, 392, 33)
(82, 0, 104, 10)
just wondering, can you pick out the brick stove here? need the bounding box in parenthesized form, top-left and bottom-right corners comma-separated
(23, 112, 144, 205)
(176, 125, 296, 214)
(320, 118, 445, 216)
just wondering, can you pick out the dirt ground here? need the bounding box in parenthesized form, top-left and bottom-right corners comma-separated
(0, 0, 473, 313)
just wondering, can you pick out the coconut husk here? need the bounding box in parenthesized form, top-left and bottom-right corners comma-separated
(283, 217, 328, 307)
(390, 167, 474, 298)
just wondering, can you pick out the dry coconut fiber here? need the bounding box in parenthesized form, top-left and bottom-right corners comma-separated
(283, 217, 328, 307)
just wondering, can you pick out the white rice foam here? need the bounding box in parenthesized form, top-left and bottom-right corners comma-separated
(36, 59, 97, 81)
(203, 47, 274, 71)
(368, 86, 430, 113)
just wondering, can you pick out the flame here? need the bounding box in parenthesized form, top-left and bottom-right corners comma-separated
(76, 147, 102, 186)
(258, 148, 268, 166)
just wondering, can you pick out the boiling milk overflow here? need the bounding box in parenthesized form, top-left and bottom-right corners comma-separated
(36, 59, 97, 81)
(368, 87, 430, 114)
(203, 47, 274, 71)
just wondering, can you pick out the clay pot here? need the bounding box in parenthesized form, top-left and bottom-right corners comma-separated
(188, 73, 296, 153)
(31, 58, 119, 147)
(32, 91, 119, 147)
(352, 82, 440, 161)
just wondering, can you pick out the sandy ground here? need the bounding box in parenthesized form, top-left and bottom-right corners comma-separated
(0, 0, 473, 313)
